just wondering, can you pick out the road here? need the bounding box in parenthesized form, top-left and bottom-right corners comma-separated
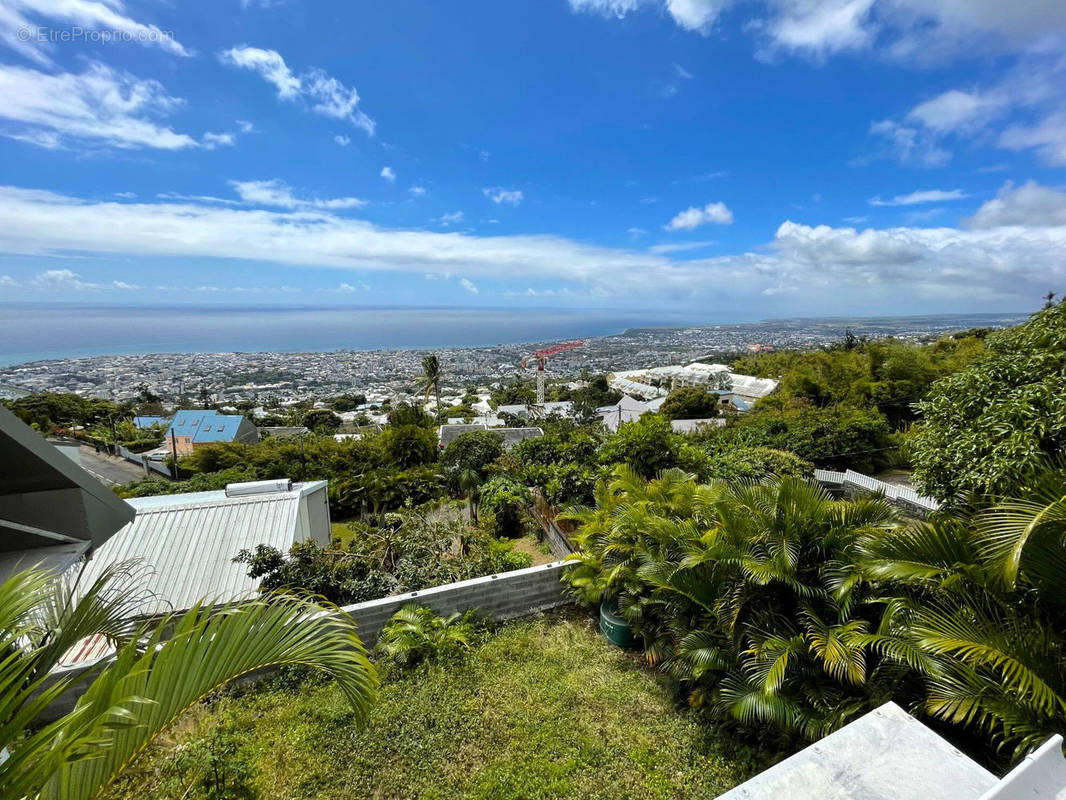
(75, 447, 153, 487)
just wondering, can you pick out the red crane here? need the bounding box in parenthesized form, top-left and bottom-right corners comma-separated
(521, 340, 586, 403)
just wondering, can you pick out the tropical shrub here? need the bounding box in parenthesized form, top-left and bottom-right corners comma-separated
(479, 476, 533, 538)
(859, 460, 1066, 758)
(375, 605, 476, 668)
(659, 387, 721, 420)
(705, 446, 814, 482)
(236, 511, 531, 605)
(561, 467, 901, 743)
(911, 302, 1066, 502)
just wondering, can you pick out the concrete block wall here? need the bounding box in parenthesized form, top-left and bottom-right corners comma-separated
(340, 560, 570, 646)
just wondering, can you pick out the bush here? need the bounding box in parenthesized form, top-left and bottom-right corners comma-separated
(479, 476, 533, 538)
(659, 387, 720, 420)
(706, 446, 814, 482)
(911, 303, 1066, 501)
(375, 605, 476, 669)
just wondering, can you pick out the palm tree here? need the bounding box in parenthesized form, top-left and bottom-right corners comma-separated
(859, 462, 1066, 759)
(459, 467, 482, 524)
(375, 605, 474, 668)
(0, 562, 378, 800)
(561, 466, 899, 741)
(420, 354, 443, 424)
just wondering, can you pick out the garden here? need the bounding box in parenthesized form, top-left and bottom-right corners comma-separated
(101, 611, 763, 800)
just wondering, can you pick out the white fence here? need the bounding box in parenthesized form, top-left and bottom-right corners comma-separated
(116, 444, 172, 478)
(814, 468, 940, 516)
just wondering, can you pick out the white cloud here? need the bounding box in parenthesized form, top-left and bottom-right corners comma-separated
(380, 166, 396, 182)
(219, 46, 300, 98)
(571, 0, 1066, 62)
(202, 131, 236, 149)
(965, 181, 1066, 228)
(758, 0, 876, 60)
(0, 62, 197, 150)
(868, 188, 970, 206)
(334, 134, 350, 146)
(483, 187, 524, 205)
(673, 63, 694, 79)
(409, 186, 426, 197)
(459, 278, 479, 294)
(29, 269, 96, 290)
(111, 280, 140, 290)
(843, 215, 869, 224)
(866, 119, 951, 166)
(0, 0, 189, 65)
(229, 179, 366, 210)
(998, 111, 1066, 167)
(627, 227, 648, 236)
(113, 191, 136, 199)
(337, 282, 369, 292)
(219, 47, 375, 135)
(664, 201, 733, 230)
(440, 211, 464, 226)
(868, 51, 1066, 167)
(0, 274, 19, 287)
(1, 184, 1063, 306)
(237, 120, 256, 134)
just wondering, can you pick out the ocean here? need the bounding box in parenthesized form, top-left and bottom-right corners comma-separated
(0, 304, 715, 366)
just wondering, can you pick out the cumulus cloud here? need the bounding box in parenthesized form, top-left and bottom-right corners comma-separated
(868, 188, 969, 206)
(0, 62, 198, 150)
(202, 131, 236, 149)
(409, 186, 426, 197)
(334, 134, 351, 146)
(868, 51, 1066, 167)
(380, 166, 396, 182)
(0, 0, 189, 65)
(219, 47, 375, 135)
(440, 211, 464, 226)
(229, 179, 366, 210)
(459, 278, 479, 294)
(965, 181, 1066, 229)
(663, 201, 733, 230)
(0, 184, 1063, 306)
(483, 187, 524, 205)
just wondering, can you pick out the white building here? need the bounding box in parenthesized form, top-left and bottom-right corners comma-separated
(608, 362, 778, 406)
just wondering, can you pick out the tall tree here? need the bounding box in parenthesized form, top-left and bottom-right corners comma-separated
(420, 354, 443, 424)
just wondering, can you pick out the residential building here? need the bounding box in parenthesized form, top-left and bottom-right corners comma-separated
(164, 409, 259, 456)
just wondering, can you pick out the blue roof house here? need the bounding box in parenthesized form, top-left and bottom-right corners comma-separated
(165, 410, 258, 455)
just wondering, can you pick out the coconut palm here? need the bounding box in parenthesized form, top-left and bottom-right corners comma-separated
(0, 562, 378, 800)
(859, 462, 1066, 758)
(420, 354, 443, 424)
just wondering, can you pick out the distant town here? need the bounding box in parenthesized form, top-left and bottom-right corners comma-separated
(0, 312, 1025, 404)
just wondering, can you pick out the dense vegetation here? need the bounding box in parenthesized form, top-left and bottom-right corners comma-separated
(561, 458, 1066, 762)
(102, 612, 761, 800)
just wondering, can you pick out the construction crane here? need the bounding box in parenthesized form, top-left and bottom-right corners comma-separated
(521, 340, 586, 404)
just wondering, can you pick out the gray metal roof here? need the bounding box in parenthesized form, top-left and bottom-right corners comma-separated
(716, 702, 997, 800)
(76, 481, 326, 616)
(0, 406, 134, 579)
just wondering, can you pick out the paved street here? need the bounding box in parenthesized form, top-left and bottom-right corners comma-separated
(75, 447, 153, 487)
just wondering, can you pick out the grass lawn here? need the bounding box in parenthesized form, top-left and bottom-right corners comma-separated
(104, 610, 762, 800)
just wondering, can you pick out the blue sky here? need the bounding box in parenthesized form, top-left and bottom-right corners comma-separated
(0, 0, 1064, 317)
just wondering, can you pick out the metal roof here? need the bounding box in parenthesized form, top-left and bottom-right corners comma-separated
(166, 409, 252, 444)
(0, 406, 135, 579)
(76, 480, 327, 616)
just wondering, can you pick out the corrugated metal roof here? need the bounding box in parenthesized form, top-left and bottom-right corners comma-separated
(76, 481, 326, 618)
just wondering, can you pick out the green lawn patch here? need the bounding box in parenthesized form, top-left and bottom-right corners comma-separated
(104, 610, 761, 800)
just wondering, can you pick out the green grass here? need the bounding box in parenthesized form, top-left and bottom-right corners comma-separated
(104, 610, 761, 800)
